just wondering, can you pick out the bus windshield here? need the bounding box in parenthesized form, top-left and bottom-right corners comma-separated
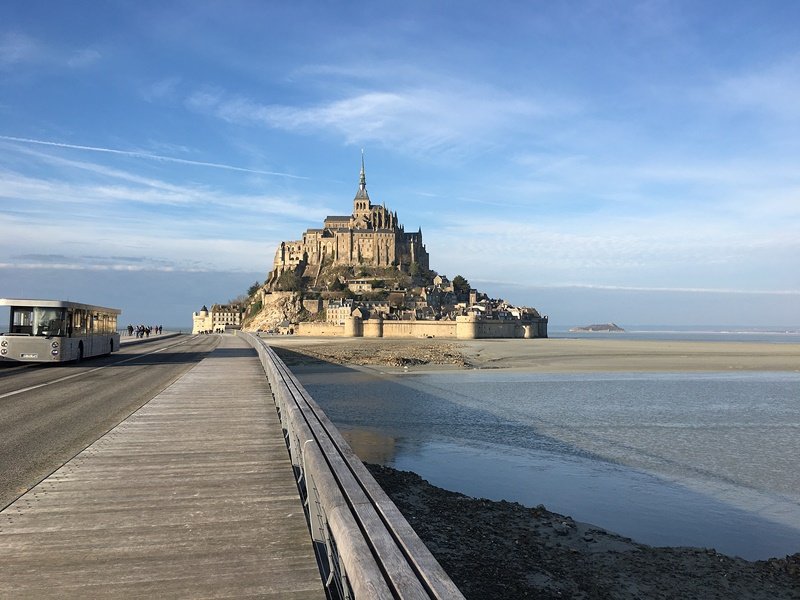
(10, 307, 67, 337)
(35, 307, 66, 336)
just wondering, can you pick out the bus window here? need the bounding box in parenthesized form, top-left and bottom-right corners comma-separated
(72, 309, 88, 336)
(11, 307, 33, 334)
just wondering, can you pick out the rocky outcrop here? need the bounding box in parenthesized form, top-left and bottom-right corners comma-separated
(241, 291, 303, 332)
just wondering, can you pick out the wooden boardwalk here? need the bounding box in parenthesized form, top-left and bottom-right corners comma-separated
(0, 335, 324, 599)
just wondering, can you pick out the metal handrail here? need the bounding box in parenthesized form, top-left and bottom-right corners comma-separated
(239, 332, 464, 600)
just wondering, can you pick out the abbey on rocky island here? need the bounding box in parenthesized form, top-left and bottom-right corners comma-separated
(266, 157, 429, 287)
(242, 157, 548, 339)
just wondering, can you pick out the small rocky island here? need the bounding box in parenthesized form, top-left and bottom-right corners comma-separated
(569, 322, 625, 333)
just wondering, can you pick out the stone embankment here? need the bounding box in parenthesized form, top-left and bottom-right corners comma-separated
(368, 464, 800, 600)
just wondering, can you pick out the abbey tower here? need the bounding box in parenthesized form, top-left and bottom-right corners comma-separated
(266, 157, 429, 287)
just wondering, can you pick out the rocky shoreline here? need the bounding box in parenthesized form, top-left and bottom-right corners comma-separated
(367, 464, 800, 599)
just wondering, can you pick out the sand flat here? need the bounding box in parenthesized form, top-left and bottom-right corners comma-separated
(458, 338, 800, 372)
(263, 335, 800, 372)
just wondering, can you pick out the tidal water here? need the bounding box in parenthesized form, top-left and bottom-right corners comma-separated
(293, 366, 800, 560)
(552, 325, 800, 344)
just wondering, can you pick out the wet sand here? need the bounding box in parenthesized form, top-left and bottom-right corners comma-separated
(264, 335, 800, 372)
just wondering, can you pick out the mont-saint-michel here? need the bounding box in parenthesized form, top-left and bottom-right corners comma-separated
(224, 159, 548, 339)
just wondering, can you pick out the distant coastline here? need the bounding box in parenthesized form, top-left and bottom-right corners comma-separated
(568, 322, 624, 333)
(553, 325, 800, 345)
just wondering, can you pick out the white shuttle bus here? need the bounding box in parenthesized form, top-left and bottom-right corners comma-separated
(0, 298, 121, 363)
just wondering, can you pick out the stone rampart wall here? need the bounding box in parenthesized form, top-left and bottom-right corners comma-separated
(296, 322, 346, 336)
(295, 317, 547, 339)
(382, 321, 456, 338)
(475, 320, 521, 338)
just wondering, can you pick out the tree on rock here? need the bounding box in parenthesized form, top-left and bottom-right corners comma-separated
(275, 271, 303, 292)
(452, 275, 471, 298)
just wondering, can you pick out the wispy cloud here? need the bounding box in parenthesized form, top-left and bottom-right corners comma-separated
(0, 142, 332, 273)
(472, 281, 800, 296)
(0, 217, 274, 272)
(186, 82, 558, 155)
(0, 31, 100, 69)
(717, 56, 800, 120)
(426, 212, 799, 293)
(0, 166, 324, 224)
(0, 32, 42, 66)
(5, 253, 183, 272)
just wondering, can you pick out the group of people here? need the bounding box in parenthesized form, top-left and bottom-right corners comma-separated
(126, 324, 163, 338)
(197, 327, 227, 334)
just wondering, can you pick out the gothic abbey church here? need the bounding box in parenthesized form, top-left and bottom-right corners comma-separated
(266, 158, 430, 286)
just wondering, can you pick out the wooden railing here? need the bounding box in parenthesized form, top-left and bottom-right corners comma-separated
(239, 332, 464, 600)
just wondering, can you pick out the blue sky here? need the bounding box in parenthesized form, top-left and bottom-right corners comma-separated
(1, 1, 798, 327)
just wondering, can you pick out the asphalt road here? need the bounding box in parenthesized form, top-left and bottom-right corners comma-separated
(0, 334, 220, 509)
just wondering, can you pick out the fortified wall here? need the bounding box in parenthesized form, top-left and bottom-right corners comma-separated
(297, 314, 548, 339)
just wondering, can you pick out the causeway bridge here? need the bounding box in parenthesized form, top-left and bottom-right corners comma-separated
(0, 333, 463, 599)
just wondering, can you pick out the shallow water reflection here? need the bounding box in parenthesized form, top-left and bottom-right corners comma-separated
(294, 365, 800, 560)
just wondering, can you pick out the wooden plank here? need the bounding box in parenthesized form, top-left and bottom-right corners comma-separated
(0, 335, 324, 600)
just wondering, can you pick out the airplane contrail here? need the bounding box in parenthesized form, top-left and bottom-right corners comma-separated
(0, 135, 307, 179)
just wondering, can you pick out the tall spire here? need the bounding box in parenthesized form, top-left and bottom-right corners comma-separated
(355, 149, 369, 200)
(359, 149, 366, 191)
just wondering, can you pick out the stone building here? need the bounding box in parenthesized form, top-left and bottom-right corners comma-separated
(192, 303, 244, 334)
(266, 157, 429, 287)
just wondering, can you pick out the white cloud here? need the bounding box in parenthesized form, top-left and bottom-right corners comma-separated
(186, 83, 556, 155)
(426, 213, 799, 292)
(501, 151, 800, 226)
(0, 215, 273, 273)
(0, 166, 323, 225)
(0, 143, 334, 273)
(0, 32, 41, 66)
